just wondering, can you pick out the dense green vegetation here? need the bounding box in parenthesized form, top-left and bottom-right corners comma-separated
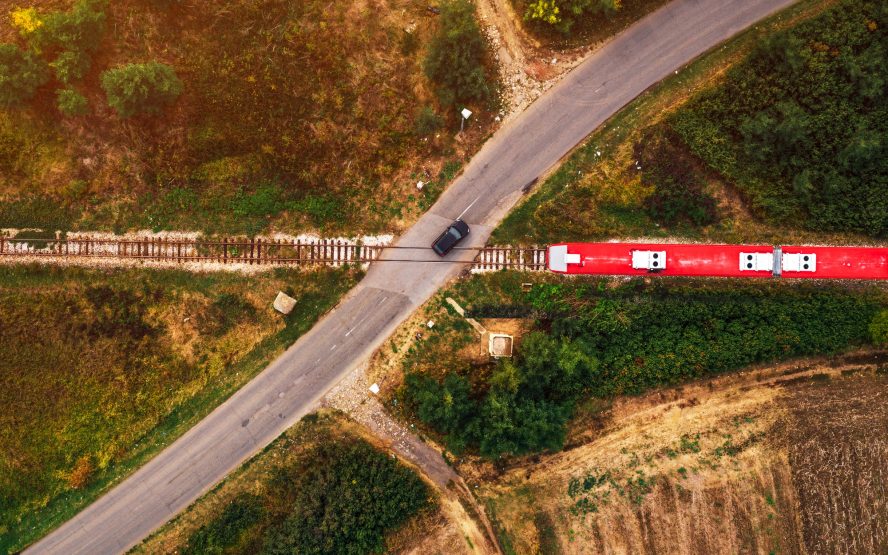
(424, 0, 495, 107)
(403, 273, 886, 459)
(179, 438, 431, 555)
(0, 43, 48, 106)
(672, 0, 887, 237)
(100, 62, 183, 118)
(637, 124, 719, 228)
(0, 265, 359, 553)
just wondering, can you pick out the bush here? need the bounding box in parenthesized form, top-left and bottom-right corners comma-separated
(636, 125, 718, 227)
(57, 88, 89, 116)
(405, 331, 600, 458)
(182, 494, 264, 555)
(30, 0, 107, 54)
(0, 44, 49, 107)
(524, 0, 621, 34)
(414, 105, 442, 136)
(262, 440, 431, 554)
(424, 0, 492, 106)
(100, 61, 183, 118)
(870, 310, 888, 345)
(51, 49, 92, 84)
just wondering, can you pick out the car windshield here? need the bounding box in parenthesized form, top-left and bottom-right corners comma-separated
(448, 227, 462, 239)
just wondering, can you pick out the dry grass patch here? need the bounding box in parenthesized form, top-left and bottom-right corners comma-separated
(0, 264, 359, 553)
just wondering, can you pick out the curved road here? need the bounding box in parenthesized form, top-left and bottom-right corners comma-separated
(28, 0, 797, 552)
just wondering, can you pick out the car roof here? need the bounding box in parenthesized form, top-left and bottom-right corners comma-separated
(452, 220, 469, 234)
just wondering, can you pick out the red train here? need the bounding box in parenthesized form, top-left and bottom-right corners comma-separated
(547, 243, 888, 280)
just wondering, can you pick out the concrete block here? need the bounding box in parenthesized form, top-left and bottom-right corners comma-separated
(273, 291, 297, 315)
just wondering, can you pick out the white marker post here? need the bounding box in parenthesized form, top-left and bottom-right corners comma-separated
(460, 107, 472, 133)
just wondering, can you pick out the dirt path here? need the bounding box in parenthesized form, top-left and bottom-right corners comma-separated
(323, 365, 502, 554)
(477, 0, 587, 117)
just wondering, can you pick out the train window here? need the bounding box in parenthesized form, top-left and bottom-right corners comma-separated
(782, 253, 817, 272)
(739, 252, 774, 272)
(631, 250, 667, 271)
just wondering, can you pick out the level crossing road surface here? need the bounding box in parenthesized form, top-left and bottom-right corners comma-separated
(27, 0, 798, 552)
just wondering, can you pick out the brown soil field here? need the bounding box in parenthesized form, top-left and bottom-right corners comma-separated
(479, 351, 888, 554)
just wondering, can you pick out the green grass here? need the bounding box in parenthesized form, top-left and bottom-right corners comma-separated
(494, 0, 870, 246)
(0, 264, 359, 553)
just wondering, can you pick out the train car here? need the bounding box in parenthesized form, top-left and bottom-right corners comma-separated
(547, 243, 888, 280)
(547, 243, 776, 278)
(779, 246, 888, 280)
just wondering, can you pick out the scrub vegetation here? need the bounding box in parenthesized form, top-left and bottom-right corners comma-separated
(495, 0, 887, 245)
(133, 412, 433, 555)
(673, 0, 886, 237)
(0, 0, 497, 235)
(513, 0, 669, 48)
(400, 271, 886, 459)
(0, 264, 359, 553)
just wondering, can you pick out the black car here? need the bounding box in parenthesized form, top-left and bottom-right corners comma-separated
(432, 220, 470, 256)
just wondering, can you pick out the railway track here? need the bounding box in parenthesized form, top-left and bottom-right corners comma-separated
(0, 236, 546, 271)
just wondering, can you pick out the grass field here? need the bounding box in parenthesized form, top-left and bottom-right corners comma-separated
(493, 0, 884, 246)
(0, 0, 495, 236)
(0, 264, 359, 553)
(132, 411, 435, 555)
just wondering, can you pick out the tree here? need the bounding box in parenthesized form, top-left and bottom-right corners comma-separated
(423, 0, 491, 106)
(0, 44, 49, 107)
(100, 61, 183, 118)
(525, 0, 621, 34)
(57, 88, 89, 116)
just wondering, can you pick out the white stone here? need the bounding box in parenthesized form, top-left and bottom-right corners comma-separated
(416, 181, 424, 190)
(273, 291, 297, 315)
(426, 320, 435, 328)
(369, 383, 380, 395)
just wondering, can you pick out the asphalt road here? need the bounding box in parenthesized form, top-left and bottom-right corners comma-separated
(27, 0, 798, 552)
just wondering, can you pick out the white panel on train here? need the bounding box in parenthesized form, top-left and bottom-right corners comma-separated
(782, 253, 816, 272)
(739, 252, 773, 271)
(631, 250, 666, 270)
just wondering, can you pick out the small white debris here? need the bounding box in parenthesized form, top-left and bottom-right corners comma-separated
(416, 180, 424, 190)
(675, 70, 678, 74)
(494, 115, 501, 122)
(369, 383, 380, 395)
(551, 57, 557, 64)
(426, 320, 435, 329)
(596, 150, 601, 156)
